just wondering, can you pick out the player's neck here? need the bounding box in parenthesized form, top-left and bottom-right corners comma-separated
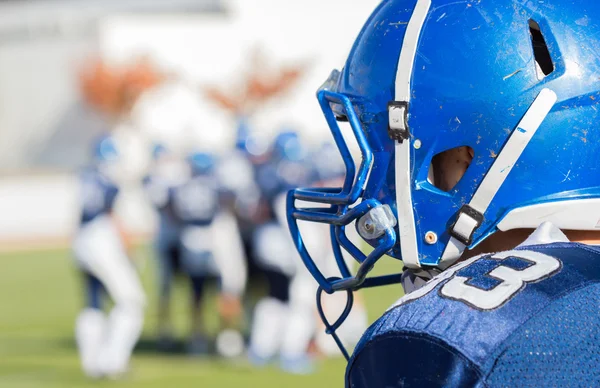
(464, 228, 600, 260)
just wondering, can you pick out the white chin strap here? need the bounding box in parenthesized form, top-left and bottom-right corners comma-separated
(391, 0, 431, 269)
(388, 0, 558, 270)
(439, 88, 557, 269)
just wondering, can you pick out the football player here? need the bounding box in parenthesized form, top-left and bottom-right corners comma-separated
(287, 1, 600, 386)
(143, 144, 187, 350)
(173, 152, 246, 356)
(72, 135, 146, 379)
(144, 147, 246, 355)
(242, 131, 318, 373)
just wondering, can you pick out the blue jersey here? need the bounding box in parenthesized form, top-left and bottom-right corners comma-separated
(170, 174, 220, 226)
(254, 157, 315, 206)
(347, 242, 600, 387)
(79, 168, 119, 225)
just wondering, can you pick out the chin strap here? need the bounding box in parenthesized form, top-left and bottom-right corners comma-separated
(316, 280, 354, 361)
(439, 88, 558, 269)
(316, 273, 404, 361)
(390, 0, 432, 269)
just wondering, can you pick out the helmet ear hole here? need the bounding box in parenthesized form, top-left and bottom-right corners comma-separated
(430, 146, 474, 192)
(529, 19, 554, 79)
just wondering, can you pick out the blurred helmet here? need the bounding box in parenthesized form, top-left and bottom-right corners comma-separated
(188, 152, 216, 175)
(93, 135, 119, 163)
(151, 143, 168, 161)
(272, 131, 305, 162)
(235, 117, 252, 151)
(92, 135, 122, 183)
(287, 0, 600, 295)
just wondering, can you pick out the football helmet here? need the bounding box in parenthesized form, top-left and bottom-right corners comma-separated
(272, 131, 305, 162)
(93, 134, 121, 182)
(287, 0, 600, 355)
(94, 135, 119, 163)
(188, 152, 216, 176)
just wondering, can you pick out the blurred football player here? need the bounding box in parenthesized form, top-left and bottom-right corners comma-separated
(174, 152, 246, 356)
(143, 144, 187, 350)
(287, 1, 600, 386)
(145, 147, 246, 355)
(72, 135, 146, 379)
(245, 130, 320, 373)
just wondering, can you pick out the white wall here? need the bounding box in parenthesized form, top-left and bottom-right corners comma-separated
(0, 173, 156, 248)
(0, 175, 78, 243)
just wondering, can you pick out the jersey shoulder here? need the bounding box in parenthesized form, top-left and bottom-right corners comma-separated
(79, 168, 119, 223)
(171, 175, 220, 225)
(347, 243, 600, 388)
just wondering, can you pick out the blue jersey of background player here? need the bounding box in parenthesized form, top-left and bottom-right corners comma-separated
(171, 152, 220, 227)
(79, 142, 120, 226)
(171, 152, 222, 282)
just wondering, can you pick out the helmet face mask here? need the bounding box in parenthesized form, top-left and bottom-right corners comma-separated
(289, 0, 600, 306)
(287, 81, 402, 294)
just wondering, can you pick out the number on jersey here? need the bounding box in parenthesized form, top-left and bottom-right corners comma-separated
(391, 250, 562, 311)
(440, 250, 562, 310)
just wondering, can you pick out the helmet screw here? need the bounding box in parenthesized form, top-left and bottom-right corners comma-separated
(413, 139, 422, 149)
(424, 231, 438, 245)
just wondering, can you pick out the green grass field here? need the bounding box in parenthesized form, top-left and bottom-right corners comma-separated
(0, 246, 403, 387)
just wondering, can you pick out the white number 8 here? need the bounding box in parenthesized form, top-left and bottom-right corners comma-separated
(440, 250, 561, 310)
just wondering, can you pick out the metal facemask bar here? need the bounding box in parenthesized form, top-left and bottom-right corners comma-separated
(287, 87, 401, 295)
(286, 89, 402, 360)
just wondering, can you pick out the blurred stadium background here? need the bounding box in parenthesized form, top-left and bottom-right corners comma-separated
(0, 0, 405, 386)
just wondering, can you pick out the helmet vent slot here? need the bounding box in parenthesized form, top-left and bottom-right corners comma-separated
(529, 19, 554, 79)
(430, 146, 474, 192)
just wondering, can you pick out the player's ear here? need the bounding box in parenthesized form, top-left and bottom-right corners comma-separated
(430, 146, 474, 192)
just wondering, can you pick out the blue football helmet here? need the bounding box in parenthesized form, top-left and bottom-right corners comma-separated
(272, 131, 305, 162)
(188, 152, 216, 176)
(287, 0, 600, 351)
(92, 134, 121, 181)
(235, 116, 252, 151)
(151, 143, 168, 161)
(93, 135, 119, 163)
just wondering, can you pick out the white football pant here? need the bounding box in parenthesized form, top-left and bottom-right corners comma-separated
(72, 215, 146, 377)
(249, 195, 320, 363)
